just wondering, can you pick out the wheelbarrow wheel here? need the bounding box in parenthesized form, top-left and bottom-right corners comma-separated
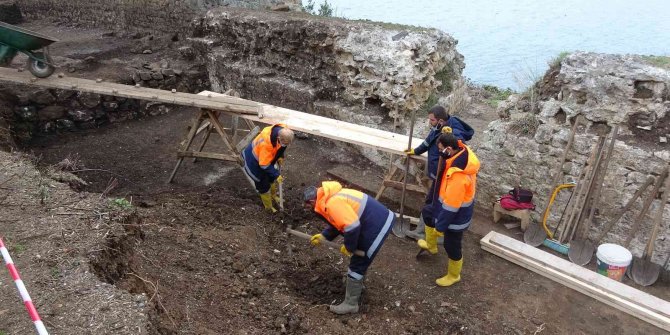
(27, 52, 55, 78)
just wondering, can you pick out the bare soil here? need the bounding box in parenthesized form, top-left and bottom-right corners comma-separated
(1, 20, 669, 335)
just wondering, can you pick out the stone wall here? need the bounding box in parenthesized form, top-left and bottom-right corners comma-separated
(476, 52, 670, 269)
(13, 0, 301, 34)
(191, 7, 463, 125)
(0, 67, 208, 140)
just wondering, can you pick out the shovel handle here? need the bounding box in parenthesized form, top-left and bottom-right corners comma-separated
(644, 166, 670, 258)
(285, 228, 365, 257)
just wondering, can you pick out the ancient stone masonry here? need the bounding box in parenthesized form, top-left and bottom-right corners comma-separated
(191, 8, 464, 124)
(14, 0, 302, 34)
(0, 66, 207, 140)
(476, 52, 670, 268)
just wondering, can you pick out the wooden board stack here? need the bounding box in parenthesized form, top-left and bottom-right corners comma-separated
(480, 231, 670, 332)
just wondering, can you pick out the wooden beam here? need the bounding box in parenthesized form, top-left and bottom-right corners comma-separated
(0, 67, 260, 115)
(177, 151, 238, 162)
(382, 180, 427, 194)
(480, 231, 670, 331)
(0, 68, 428, 159)
(197, 91, 427, 158)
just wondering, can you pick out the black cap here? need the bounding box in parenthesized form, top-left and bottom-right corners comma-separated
(303, 186, 317, 202)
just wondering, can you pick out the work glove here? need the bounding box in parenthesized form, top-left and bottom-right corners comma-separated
(340, 245, 353, 257)
(404, 149, 415, 155)
(276, 175, 284, 184)
(310, 233, 323, 246)
(277, 157, 284, 166)
(441, 126, 453, 134)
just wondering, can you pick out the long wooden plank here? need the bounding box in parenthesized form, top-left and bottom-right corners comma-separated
(0, 67, 259, 115)
(489, 232, 670, 316)
(0, 68, 428, 158)
(198, 91, 426, 158)
(480, 232, 670, 331)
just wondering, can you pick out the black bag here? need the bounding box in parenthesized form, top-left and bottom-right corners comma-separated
(509, 187, 533, 203)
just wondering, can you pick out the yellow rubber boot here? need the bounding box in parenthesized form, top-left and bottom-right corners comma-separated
(417, 226, 439, 254)
(259, 192, 277, 213)
(436, 258, 463, 287)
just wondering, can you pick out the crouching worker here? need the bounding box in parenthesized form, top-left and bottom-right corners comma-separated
(421, 133, 480, 287)
(303, 181, 395, 314)
(242, 123, 294, 213)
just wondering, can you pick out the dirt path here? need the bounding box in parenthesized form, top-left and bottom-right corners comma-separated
(22, 107, 670, 335)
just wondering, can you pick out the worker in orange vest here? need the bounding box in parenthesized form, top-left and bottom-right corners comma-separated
(241, 124, 294, 212)
(304, 181, 395, 314)
(418, 133, 480, 287)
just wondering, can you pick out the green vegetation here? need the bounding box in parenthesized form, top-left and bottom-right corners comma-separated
(351, 19, 430, 32)
(304, 0, 334, 17)
(50, 266, 61, 278)
(420, 94, 439, 113)
(10, 243, 25, 254)
(549, 51, 570, 67)
(1, 330, 7, 335)
(482, 85, 515, 108)
(509, 113, 540, 137)
(641, 55, 670, 69)
(435, 65, 456, 93)
(111, 197, 132, 209)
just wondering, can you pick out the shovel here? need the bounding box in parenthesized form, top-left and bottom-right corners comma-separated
(278, 180, 284, 211)
(569, 130, 616, 265)
(392, 109, 417, 238)
(285, 228, 365, 257)
(630, 167, 670, 286)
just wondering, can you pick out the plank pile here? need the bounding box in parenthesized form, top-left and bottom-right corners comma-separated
(481, 231, 670, 331)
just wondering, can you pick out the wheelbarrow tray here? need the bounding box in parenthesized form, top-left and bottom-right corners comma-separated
(0, 22, 58, 51)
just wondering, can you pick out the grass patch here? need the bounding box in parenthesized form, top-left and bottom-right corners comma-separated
(351, 19, 431, 32)
(10, 243, 26, 254)
(435, 65, 456, 93)
(549, 51, 570, 67)
(482, 85, 515, 108)
(641, 55, 670, 69)
(111, 197, 132, 209)
(509, 113, 540, 137)
(420, 94, 439, 113)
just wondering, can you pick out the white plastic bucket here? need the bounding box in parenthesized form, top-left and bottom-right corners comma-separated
(596, 243, 632, 282)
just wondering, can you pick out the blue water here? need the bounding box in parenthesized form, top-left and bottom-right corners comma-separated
(306, 0, 670, 89)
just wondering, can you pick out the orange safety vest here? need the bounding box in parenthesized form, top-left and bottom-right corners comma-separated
(437, 141, 480, 213)
(251, 123, 287, 169)
(314, 181, 366, 233)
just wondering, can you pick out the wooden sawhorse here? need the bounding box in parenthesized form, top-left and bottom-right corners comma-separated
(167, 90, 260, 183)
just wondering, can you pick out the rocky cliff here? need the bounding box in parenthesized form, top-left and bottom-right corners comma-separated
(190, 8, 463, 164)
(477, 52, 670, 268)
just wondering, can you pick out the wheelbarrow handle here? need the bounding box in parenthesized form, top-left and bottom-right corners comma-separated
(285, 228, 365, 257)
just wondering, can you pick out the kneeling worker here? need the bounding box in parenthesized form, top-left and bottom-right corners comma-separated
(242, 123, 294, 213)
(304, 181, 394, 314)
(421, 133, 480, 287)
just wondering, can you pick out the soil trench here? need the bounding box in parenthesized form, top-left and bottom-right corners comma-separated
(24, 106, 670, 335)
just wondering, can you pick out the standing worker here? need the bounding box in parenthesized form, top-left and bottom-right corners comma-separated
(422, 133, 480, 286)
(404, 105, 474, 239)
(242, 123, 294, 213)
(304, 181, 395, 314)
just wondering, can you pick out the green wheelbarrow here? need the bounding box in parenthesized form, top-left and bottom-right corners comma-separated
(0, 22, 58, 78)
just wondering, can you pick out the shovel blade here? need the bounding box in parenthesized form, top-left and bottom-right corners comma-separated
(630, 258, 662, 286)
(523, 224, 547, 247)
(568, 240, 595, 266)
(391, 217, 411, 238)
